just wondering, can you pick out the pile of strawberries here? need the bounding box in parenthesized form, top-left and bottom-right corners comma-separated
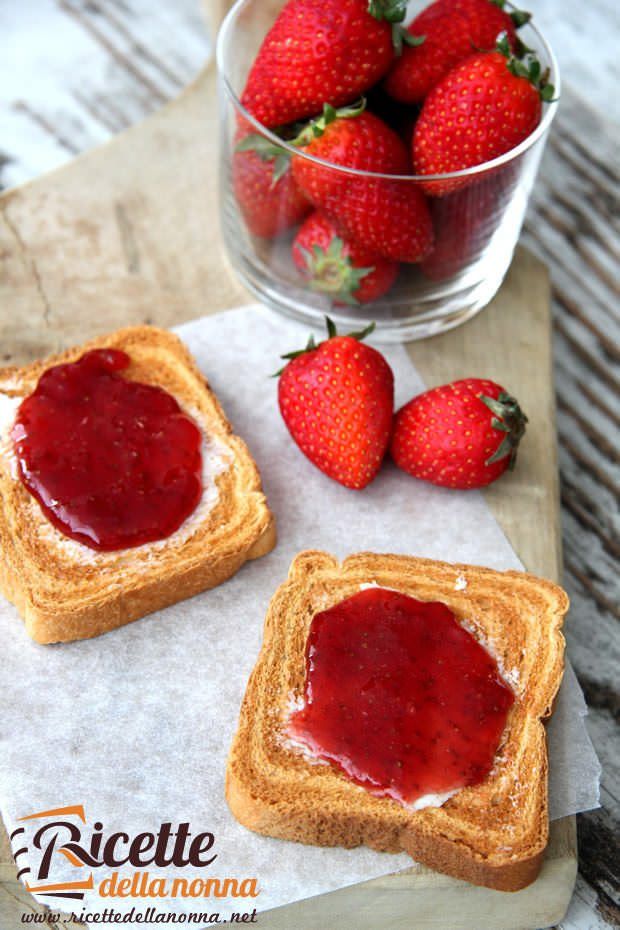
(277, 319, 528, 491)
(233, 0, 553, 304)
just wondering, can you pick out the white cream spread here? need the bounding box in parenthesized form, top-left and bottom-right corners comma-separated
(458, 616, 521, 689)
(0, 394, 22, 479)
(359, 580, 400, 592)
(405, 789, 459, 811)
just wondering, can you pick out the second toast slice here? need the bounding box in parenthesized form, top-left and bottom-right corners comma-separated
(226, 550, 568, 892)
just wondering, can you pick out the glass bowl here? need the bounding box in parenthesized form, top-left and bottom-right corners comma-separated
(217, 0, 560, 342)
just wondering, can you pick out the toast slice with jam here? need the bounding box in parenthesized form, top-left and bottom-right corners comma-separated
(0, 326, 275, 643)
(226, 550, 568, 892)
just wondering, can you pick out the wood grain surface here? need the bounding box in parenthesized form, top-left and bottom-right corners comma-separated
(0, 1, 618, 928)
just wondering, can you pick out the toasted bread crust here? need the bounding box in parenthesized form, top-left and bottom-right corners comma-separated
(226, 551, 568, 892)
(0, 326, 276, 643)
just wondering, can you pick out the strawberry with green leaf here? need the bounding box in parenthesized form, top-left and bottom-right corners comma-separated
(291, 101, 409, 198)
(241, 0, 420, 128)
(292, 212, 399, 305)
(390, 378, 528, 489)
(413, 37, 554, 195)
(233, 132, 310, 239)
(291, 103, 433, 263)
(277, 318, 394, 489)
(385, 0, 529, 104)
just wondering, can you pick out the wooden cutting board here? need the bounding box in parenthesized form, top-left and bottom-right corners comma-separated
(0, 5, 576, 927)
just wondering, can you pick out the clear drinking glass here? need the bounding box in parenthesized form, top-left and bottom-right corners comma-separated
(217, 0, 560, 342)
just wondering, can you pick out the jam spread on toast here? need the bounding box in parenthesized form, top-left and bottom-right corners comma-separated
(11, 348, 203, 551)
(287, 587, 514, 806)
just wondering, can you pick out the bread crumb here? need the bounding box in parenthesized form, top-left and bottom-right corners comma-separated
(454, 574, 467, 591)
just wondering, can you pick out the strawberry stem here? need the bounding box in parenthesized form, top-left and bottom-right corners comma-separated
(235, 134, 292, 185)
(368, 0, 407, 24)
(490, 0, 531, 26)
(397, 30, 425, 54)
(291, 100, 366, 148)
(273, 318, 376, 376)
(510, 8, 531, 28)
(367, 0, 425, 54)
(480, 391, 528, 469)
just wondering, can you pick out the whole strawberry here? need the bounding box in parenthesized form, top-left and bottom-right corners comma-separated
(241, 0, 415, 128)
(233, 134, 310, 238)
(292, 105, 433, 263)
(390, 379, 528, 489)
(278, 319, 394, 489)
(338, 177, 433, 263)
(385, 0, 526, 104)
(413, 41, 554, 195)
(292, 104, 410, 202)
(293, 213, 399, 304)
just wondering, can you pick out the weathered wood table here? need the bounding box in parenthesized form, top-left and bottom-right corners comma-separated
(0, 2, 618, 928)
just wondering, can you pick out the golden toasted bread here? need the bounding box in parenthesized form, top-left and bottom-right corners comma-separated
(0, 326, 276, 644)
(226, 550, 568, 892)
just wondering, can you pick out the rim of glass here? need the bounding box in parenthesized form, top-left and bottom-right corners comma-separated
(216, 0, 561, 182)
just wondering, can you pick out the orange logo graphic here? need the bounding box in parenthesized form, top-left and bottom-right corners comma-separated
(12, 806, 94, 901)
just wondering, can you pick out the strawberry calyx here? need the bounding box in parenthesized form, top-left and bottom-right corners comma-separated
(367, 0, 426, 54)
(235, 133, 292, 185)
(398, 31, 426, 54)
(479, 391, 528, 469)
(274, 317, 376, 376)
(509, 8, 532, 28)
(297, 238, 374, 307)
(291, 100, 367, 148)
(489, 0, 531, 28)
(236, 99, 367, 184)
(496, 33, 555, 101)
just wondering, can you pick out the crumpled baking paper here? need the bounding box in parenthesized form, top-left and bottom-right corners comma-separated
(0, 306, 600, 926)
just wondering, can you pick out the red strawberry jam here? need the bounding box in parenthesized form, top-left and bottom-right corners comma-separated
(288, 587, 514, 806)
(11, 348, 203, 551)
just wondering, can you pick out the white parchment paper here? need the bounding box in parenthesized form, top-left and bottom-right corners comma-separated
(0, 306, 600, 926)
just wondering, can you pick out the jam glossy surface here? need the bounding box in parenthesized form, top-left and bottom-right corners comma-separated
(11, 348, 203, 551)
(288, 587, 514, 806)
